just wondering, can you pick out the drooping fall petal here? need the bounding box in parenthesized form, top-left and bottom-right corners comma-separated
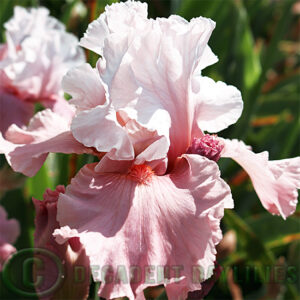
(0, 109, 92, 177)
(221, 139, 300, 219)
(55, 154, 232, 299)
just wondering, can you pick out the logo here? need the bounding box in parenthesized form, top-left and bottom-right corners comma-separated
(2, 248, 64, 297)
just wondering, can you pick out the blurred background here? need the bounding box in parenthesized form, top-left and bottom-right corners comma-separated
(0, 0, 299, 299)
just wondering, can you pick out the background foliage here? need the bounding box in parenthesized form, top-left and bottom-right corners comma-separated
(0, 0, 299, 299)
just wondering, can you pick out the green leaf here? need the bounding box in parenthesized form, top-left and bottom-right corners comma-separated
(232, 0, 294, 139)
(156, 290, 168, 300)
(223, 210, 299, 299)
(25, 164, 53, 200)
(60, 0, 80, 28)
(223, 210, 274, 265)
(280, 117, 300, 159)
(247, 214, 300, 249)
(261, 0, 294, 74)
(232, 0, 261, 94)
(178, 0, 221, 20)
(0, 0, 13, 41)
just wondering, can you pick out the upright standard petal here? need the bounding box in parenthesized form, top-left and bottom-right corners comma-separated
(33, 186, 90, 299)
(69, 1, 223, 169)
(0, 205, 20, 270)
(79, 1, 148, 55)
(221, 139, 300, 219)
(98, 14, 216, 165)
(56, 155, 232, 299)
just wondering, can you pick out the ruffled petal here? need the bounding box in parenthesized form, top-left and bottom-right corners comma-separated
(4, 6, 64, 46)
(192, 76, 243, 133)
(99, 14, 216, 165)
(56, 154, 232, 299)
(221, 139, 300, 219)
(0, 109, 91, 177)
(71, 105, 170, 165)
(118, 110, 170, 165)
(0, 90, 33, 134)
(5, 108, 72, 144)
(79, 17, 109, 55)
(8, 131, 90, 177)
(194, 45, 218, 74)
(79, 1, 148, 55)
(71, 2, 219, 169)
(180, 154, 234, 210)
(268, 159, 300, 189)
(2, 6, 85, 102)
(71, 105, 135, 160)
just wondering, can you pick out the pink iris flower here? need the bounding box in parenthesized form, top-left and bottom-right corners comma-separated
(0, 1, 299, 299)
(0, 205, 19, 271)
(33, 186, 90, 299)
(0, 6, 85, 134)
